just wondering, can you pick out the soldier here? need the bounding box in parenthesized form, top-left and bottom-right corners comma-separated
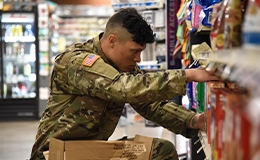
(30, 8, 219, 160)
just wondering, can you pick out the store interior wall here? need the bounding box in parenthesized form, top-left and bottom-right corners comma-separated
(50, 0, 111, 5)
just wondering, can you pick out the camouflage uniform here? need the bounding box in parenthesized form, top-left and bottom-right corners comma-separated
(30, 33, 198, 160)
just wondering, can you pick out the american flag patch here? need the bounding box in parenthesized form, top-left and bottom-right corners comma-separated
(82, 54, 100, 67)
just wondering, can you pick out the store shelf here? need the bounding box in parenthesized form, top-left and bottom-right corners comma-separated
(112, 1, 164, 10)
(4, 36, 35, 42)
(208, 47, 260, 67)
(58, 15, 110, 18)
(198, 131, 211, 160)
(3, 2, 37, 6)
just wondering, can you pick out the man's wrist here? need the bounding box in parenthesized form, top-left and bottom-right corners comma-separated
(184, 69, 194, 84)
(188, 114, 198, 129)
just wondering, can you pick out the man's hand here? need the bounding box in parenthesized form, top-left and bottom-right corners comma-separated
(188, 113, 205, 131)
(185, 68, 221, 83)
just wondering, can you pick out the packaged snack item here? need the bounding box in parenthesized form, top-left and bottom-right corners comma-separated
(221, 89, 247, 160)
(238, 108, 252, 160)
(186, 82, 194, 109)
(248, 97, 260, 159)
(242, 0, 260, 49)
(196, 0, 223, 7)
(216, 9, 225, 50)
(205, 82, 225, 143)
(223, 0, 243, 49)
(199, 5, 213, 27)
(210, 88, 224, 160)
(210, 1, 223, 51)
(192, 81, 198, 109)
(185, 0, 193, 31)
(195, 82, 205, 113)
(191, 0, 204, 28)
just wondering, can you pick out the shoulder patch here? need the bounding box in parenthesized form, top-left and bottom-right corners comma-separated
(82, 54, 100, 67)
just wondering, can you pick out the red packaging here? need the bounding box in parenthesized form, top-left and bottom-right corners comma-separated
(210, 88, 225, 160)
(221, 89, 247, 160)
(205, 82, 225, 144)
(238, 108, 251, 160)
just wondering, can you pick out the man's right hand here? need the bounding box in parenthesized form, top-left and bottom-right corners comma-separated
(185, 68, 221, 83)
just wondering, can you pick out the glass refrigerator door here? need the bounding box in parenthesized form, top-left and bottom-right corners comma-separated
(2, 13, 36, 99)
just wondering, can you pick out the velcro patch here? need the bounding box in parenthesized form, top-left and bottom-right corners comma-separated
(82, 54, 100, 67)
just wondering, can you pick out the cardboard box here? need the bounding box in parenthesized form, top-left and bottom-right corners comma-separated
(44, 134, 153, 160)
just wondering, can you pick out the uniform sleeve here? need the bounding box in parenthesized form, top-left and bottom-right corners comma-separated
(68, 54, 187, 104)
(130, 101, 199, 138)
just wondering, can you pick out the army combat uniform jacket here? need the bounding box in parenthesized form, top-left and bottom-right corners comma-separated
(30, 33, 198, 160)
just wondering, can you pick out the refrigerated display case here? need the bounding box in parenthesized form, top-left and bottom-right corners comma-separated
(0, 6, 39, 120)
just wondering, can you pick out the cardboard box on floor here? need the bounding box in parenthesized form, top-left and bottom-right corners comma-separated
(43, 134, 153, 160)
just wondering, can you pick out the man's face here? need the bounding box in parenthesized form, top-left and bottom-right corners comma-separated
(110, 39, 146, 72)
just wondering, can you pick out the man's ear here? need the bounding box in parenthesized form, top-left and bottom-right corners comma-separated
(108, 34, 117, 48)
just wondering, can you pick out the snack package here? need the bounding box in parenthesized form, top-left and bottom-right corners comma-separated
(210, 88, 224, 160)
(191, 0, 204, 28)
(186, 82, 194, 109)
(210, 2, 223, 51)
(223, 0, 243, 49)
(248, 97, 260, 159)
(199, 7, 213, 27)
(242, 0, 260, 48)
(185, 0, 193, 31)
(196, 0, 223, 7)
(192, 82, 198, 109)
(238, 108, 252, 160)
(222, 89, 247, 160)
(216, 8, 225, 50)
(195, 82, 205, 113)
(205, 82, 225, 143)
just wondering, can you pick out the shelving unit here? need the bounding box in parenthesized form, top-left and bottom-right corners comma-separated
(111, 1, 164, 11)
(55, 5, 113, 49)
(198, 131, 211, 160)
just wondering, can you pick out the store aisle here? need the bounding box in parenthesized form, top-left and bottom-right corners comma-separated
(0, 119, 188, 160)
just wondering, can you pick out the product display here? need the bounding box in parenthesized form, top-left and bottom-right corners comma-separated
(177, 0, 260, 159)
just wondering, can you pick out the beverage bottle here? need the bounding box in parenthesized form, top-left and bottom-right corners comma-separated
(29, 43, 36, 62)
(6, 62, 13, 82)
(19, 82, 28, 98)
(23, 64, 31, 76)
(11, 25, 17, 37)
(5, 25, 12, 37)
(12, 84, 20, 98)
(6, 45, 12, 58)
(16, 25, 23, 37)
(24, 24, 34, 36)
(12, 43, 19, 58)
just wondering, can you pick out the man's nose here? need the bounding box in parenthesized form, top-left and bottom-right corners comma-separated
(133, 53, 141, 62)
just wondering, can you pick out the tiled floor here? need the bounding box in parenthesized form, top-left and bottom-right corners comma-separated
(0, 118, 189, 160)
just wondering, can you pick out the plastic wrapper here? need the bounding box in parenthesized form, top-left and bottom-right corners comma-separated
(185, 1, 193, 31)
(215, 0, 233, 50)
(210, 1, 223, 51)
(199, 6, 213, 26)
(223, 0, 243, 49)
(191, 0, 204, 28)
(195, 82, 205, 113)
(242, 0, 260, 48)
(196, 0, 224, 7)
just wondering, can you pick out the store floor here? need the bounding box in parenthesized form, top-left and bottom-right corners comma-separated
(0, 117, 189, 160)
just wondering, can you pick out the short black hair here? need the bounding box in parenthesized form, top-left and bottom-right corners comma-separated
(106, 8, 154, 46)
